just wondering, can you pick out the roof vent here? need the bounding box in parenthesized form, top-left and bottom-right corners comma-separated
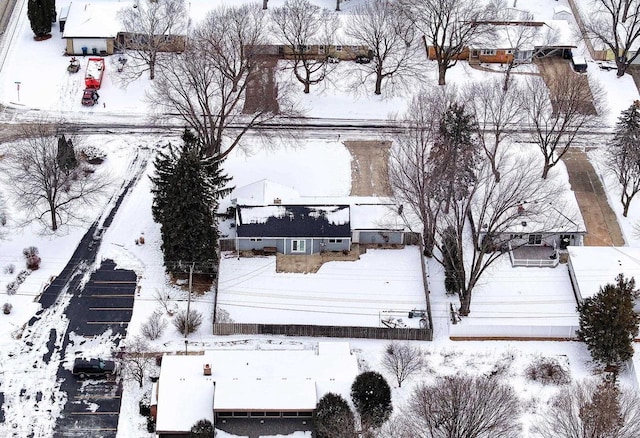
(203, 363, 212, 376)
(274, 198, 282, 205)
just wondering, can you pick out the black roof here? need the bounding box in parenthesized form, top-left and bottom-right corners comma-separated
(237, 205, 351, 238)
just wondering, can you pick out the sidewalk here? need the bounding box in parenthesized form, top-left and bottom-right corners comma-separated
(561, 149, 625, 246)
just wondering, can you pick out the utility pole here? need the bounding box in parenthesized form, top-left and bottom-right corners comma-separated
(184, 262, 195, 354)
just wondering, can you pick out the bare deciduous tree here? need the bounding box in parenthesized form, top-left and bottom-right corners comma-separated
(534, 378, 640, 438)
(400, 374, 521, 438)
(389, 88, 456, 256)
(522, 74, 603, 179)
(344, 0, 421, 95)
(381, 342, 424, 388)
(0, 123, 110, 231)
(584, 0, 640, 77)
(271, 0, 339, 94)
(118, 0, 188, 80)
(148, 4, 292, 158)
(120, 336, 154, 388)
(465, 78, 525, 182)
(401, 0, 493, 85)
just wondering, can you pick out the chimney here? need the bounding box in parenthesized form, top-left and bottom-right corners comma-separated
(203, 363, 212, 376)
(274, 198, 281, 205)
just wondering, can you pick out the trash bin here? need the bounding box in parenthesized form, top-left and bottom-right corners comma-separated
(92, 48, 98, 55)
(81, 46, 87, 56)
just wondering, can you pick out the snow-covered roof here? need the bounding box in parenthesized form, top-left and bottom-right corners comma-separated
(568, 246, 640, 301)
(469, 20, 576, 50)
(62, 2, 129, 39)
(350, 203, 407, 231)
(553, 5, 572, 15)
(231, 179, 301, 206)
(155, 342, 358, 432)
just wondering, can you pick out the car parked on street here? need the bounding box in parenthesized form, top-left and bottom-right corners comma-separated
(72, 358, 116, 379)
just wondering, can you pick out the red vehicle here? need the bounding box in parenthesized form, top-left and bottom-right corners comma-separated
(81, 89, 99, 106)
(85, 57, 105, 89)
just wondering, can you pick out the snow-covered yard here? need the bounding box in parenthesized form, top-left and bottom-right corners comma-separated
(218, 247, 426, 327)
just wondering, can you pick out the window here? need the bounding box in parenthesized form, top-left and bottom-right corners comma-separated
(250, 238, 262, 242)
(481, 49, 496, 55)
(318, 45, 325, 53)
(296, 44, 309, 52)
(335, 45, 343, 52)
(505, 49, 514, 54)
(328, 239, 343, 243)
(509, 234, 523, 240)
(528, 234, 543, 245)
(292, 240, 306, 253)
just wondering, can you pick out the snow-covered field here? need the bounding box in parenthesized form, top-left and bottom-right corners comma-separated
(1, 0, 640, 436)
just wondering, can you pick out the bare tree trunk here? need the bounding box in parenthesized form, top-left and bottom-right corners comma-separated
(623, 194, 631, 217)
(304, 81, 310, 94)
(149, 57, 155, 80)
(263, 0, 268, 9)
(438, 63, 446, 85)
(374, 72, 383, 95)
(542, 161, 552, 179)
(335, 0, 340, 11)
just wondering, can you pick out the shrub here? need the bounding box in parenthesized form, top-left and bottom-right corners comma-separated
(15, 270, 30, 284)
(525, 356, 571, 385)
(190, 418, 214, 437)
(3, 264, 15, 274)
(3, 302, 13, 314)
(23, 246, 41, 270)
(146, 416, 155, 433)
(351, 371, 393, 430)
(314, 393, 356, 438)
(6, 282, 17, 295)
(173, 309, 203, 335)
(141, 310, 168, 340)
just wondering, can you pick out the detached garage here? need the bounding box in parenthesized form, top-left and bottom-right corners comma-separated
(62, 2, 127, 56)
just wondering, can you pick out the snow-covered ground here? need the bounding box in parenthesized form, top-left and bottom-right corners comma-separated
(1, 0, 640, 436)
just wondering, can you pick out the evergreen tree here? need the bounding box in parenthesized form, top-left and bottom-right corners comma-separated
(350, 371, 392, 431)
(151, 129, 232, 275)
(27, 0, 53, 39)
(606, 102, 640, 217)
(442, 225, 462, 295)
(56, 135, 77, 173)
(429, 102, 480, 212)
(313, 393, 356, 438)
(577, 274, 640, 372)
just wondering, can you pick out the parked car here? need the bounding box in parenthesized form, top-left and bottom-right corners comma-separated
(327, 56, 340, 64)
(355, 55, 372, 64)
(81, 89, 99, 106)
(571, 55, 588, 73)
(72, 358, 116, 378)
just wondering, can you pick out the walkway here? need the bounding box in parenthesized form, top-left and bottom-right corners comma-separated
(561, 149, 625, 246)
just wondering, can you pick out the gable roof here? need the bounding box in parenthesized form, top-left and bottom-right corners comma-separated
(237, 205, 351, 238)
(62, 2, 128, 39)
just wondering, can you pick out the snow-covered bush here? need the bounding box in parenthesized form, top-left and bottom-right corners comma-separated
(3, 302, 12, 314)
(525, 356, 570, 385)
(79, 145, 106, 165)
(6, 281, 17, 295)
(23, 246, 41, 270)
(173, 309, 203, 335)
(141, 310, 168, 340)
(3, 264, 15, 274)
(15, 270, 30, 284)
(190, 419, 214, 437)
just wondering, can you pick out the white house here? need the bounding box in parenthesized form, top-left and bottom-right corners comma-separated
(61, 2, 128, 55)
(153, 342, 359, 437)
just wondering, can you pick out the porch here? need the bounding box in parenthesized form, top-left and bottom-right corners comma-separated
(508, 242, 559, 268)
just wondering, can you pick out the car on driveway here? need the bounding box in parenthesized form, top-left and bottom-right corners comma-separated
(355, 55, 372, 64)
(72, 358, 116, 379)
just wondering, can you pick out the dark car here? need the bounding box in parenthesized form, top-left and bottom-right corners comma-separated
(81, 89, 99, 106)
(355, 55, 372, 64)
(72, 358, 116, 378)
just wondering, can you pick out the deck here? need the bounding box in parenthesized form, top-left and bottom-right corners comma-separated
(509, 244, 559, 268)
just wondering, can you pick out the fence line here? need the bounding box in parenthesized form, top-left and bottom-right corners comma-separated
(213, 323, 432, 340)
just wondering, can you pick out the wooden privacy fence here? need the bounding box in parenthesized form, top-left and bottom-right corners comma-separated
(213, 323, 433, 341)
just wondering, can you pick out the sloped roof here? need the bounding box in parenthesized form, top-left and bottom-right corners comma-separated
(237, 205, 351, 238)
(62, 1, 129, 39)
(232, 179, 301, 206)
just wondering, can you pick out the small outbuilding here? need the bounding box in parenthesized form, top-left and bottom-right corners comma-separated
(62, 2, 126, 55)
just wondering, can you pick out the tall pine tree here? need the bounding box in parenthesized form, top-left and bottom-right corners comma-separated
(151, 130, 232, 275)
(577, 274, 640, 373)
(606, 101, 640, 217)
(28, 0, 54, 39)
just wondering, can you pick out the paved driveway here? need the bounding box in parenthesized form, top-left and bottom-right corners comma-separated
(562, 149, 625, 246)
